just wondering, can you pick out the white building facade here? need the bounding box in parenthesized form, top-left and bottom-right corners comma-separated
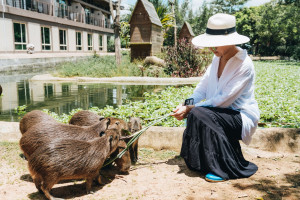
(0, 0, 113, 53)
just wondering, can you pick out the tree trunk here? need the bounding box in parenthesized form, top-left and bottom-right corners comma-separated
(115, 25, 121, 66)
(110, 0, 122, 66)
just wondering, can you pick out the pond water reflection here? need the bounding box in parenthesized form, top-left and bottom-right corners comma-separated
(0, 79, 170, 122)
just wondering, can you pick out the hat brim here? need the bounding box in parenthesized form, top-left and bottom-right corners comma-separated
(192, 32, 250, 48)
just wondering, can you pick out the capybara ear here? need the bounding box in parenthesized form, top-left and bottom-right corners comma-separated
(99, 131, 105, 137)
(99, 117, 105, 121)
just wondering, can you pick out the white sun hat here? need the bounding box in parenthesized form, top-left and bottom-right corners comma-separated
(192, 13, 250, 48)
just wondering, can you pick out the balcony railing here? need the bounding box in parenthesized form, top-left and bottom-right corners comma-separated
(5, 0, 112, 29)
(6, 0, 51, 15)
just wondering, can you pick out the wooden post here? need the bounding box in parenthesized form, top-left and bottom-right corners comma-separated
(109, 0, 122, 66)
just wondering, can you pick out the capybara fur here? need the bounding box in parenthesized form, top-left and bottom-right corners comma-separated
(110, 140, 131, 174)
(69, 110, 104, 126)
(28, 129, 120, 200)
(127, 117, 142, 163)
(19, 110, 57, 135)
(20, 115, 110, 159)
(69, 110, 128, 134)
(69, 110, 131, 172)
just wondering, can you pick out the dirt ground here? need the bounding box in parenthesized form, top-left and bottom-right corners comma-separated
(0, 140, 299, 200)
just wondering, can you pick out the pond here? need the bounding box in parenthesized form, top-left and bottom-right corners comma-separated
(0, 70, 183, 122)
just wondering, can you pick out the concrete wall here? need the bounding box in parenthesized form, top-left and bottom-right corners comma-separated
(68, 29, 76, 52)
(52, 26, 60, 52)
(28, 22, 42, 52)
(93, 33, 99, 51)
(0, 18, 14, 52)
(83, 31, 88, 52)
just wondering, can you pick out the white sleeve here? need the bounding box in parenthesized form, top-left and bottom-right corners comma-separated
(195, 68, 253, 108)
(189, 65, 211, 104)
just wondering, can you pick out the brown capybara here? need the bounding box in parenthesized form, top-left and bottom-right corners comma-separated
(109, 140, 131, 174)
(20, 116, 110, 159)
(28, 128, 120, 200)
(69, 110, 128, 133)
(69, 110, 131, 172)
(69, 110, 104, 126)
(127, 117, 142, 163)
(19, 110, 57, 135)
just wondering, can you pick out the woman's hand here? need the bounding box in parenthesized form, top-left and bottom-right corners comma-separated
(171, 104, 195, 120)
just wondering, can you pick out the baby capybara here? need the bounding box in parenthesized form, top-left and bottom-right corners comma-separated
(69, 110, 131, 172)
(28, 128, 120, 200)
(127, 117, 142, 163)
(19, 110, 57, 135)
(20, 115, 110, 159)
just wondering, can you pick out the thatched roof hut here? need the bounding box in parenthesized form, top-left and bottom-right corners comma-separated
(129, 0, 163, 61)
(179, 21, 195, 42)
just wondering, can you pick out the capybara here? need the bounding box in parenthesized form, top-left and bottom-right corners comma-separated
(19, 110, 57, 135)
(109, 140, 131, 174)
(127, 117, 142, 163)
(20, 115, 110, 159)
(28, 128, 120, 200)
(69, 110, 128, 133)
(69, 110, 104, 126)
(69, 110, 131, 172)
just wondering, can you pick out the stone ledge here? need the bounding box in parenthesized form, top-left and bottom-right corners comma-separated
(0, 122, 299, 153)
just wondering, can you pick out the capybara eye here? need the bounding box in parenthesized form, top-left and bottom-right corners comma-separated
(99, 117, 105, 121)
(115, 135, 118, 140)
(109, 135, 113, 142)
(116, 121, 120, 125)
(99, 131, 105, 137)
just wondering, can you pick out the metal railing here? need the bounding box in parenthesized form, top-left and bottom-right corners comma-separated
(5, 0, 112, 29)
(6, 0, 51, 15)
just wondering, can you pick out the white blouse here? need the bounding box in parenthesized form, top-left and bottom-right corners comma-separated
(189, 47, 260, 145)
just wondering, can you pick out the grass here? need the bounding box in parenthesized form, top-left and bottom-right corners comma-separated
(54, 52, 170, 78)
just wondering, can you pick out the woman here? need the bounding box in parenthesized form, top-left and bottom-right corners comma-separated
(171, 13, 260, 182)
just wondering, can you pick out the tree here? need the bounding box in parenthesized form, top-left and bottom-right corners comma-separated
(110, 0, 122, 66)
(120, 21, 130, 48)
(211, 0, 249, 14)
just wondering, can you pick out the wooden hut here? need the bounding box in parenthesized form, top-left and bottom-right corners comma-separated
(129, 0, 163, 61)
(179, 21, 195, 42)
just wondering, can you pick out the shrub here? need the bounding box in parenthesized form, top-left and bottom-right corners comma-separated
(164, 39, 213, 77)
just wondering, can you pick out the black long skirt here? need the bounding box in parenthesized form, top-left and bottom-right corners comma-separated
(180, 106, 258, 180)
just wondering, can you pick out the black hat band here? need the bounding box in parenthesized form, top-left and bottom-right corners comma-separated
(206, 27, 236, 35)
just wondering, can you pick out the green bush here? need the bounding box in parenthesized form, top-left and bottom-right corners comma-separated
(164, 39, 213, 77)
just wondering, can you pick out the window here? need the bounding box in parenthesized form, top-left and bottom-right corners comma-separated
(41, 27, 51, 50)
(87, 33, 93, 51)
(13, 22, 27, 50)
(99, 34, 103, 51)
(76, 32, 82, 50)
(59, 29, 67, 50)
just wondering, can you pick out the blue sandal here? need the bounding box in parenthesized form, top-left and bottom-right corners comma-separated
(205, 173, 225, 182)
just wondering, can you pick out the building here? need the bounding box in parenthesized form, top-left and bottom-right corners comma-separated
(0, 0, 114, 53)
(179, 21, 195, 42)
(129, 0, 162, 61)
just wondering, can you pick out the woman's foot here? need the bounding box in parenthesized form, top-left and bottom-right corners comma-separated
(205, 173, 225, 182)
